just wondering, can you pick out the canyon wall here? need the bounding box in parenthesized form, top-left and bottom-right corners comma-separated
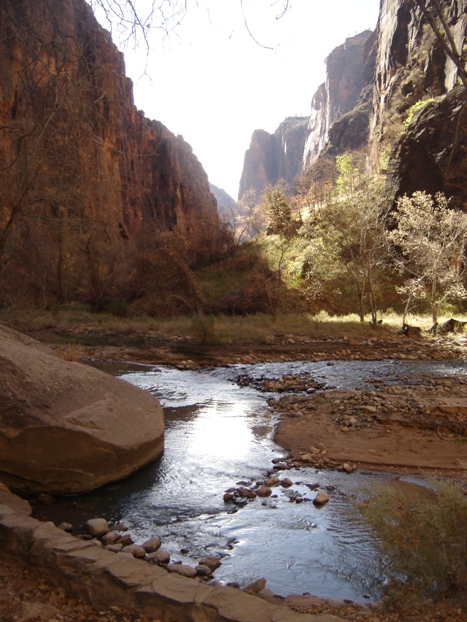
(303, 30, 376, 168)
(238, 30, 375, 200)
(0, 0, 219, 305)
(238, 117, 309, 201)
(370, 0, 467, 210)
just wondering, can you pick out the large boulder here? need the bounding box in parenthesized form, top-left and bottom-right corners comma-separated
(0, 325, 164, 494)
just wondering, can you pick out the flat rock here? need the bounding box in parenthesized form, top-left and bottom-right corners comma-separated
(0, 325, 164, 494)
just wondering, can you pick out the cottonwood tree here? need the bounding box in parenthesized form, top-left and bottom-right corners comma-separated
(261, 183, 301, 281)
(300, 152, 390, 325)
(389, 191, 467, 326)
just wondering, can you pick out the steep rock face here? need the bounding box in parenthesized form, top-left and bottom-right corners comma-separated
(303, 30, 376, 168)
(0, 325, 164, 493)
(370, 0, 465, 153)
(371, 0, 467, 206)
(0, 0, 218, 304)
(387, 87, 467, 211)
(238, 117, 309, 200)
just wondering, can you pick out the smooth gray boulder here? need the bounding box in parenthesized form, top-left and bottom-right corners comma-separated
(0, 325, 164, 493)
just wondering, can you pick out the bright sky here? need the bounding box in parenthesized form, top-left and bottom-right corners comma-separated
(106, 1, 380, 199)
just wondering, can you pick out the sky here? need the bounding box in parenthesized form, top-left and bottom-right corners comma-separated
(98, 1, 380, 199)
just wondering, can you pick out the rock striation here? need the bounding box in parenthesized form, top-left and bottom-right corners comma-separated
(0, 325, 164, 493)
(238, 117, 309, 201)
(0, 0, 219, 304)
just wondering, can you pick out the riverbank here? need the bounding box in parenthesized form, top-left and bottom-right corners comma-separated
(15, 312, 467, 474)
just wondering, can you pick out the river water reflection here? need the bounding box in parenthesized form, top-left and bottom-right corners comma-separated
(34, 358, 467, 601)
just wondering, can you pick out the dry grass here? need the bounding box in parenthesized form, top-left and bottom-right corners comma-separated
(1, 307, 465, 348)
(358, 478, 467, 608)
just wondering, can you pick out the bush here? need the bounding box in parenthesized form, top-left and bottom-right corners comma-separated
(190, 314, 217, 345)
(358, 478, 467, 607)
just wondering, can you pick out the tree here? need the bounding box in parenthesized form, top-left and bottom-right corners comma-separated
(227, 190, 265, 245)
(261, 183, 298, 239)
(388, 191, 467, 325)
(260, 183, 301, 281)
(300, 152, 390, 325)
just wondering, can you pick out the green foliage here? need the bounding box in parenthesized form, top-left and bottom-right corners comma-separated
(261, 184, 298, 239)
(389, 191, 467, 324)
(299, 151, 390, 324)
(359, 478, 467, 607)
(403, 98, 435, 127)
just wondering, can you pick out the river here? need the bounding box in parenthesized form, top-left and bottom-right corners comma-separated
(33, 358, 467, 602)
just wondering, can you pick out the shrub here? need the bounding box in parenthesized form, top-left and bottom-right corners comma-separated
(190, 314, 217, 345)
(358, 478, 467, 607)
(403, 98, 435, 127)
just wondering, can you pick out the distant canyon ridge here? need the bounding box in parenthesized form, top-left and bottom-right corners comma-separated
(238, 0, 467, 213)
(0, 0, 466, 307)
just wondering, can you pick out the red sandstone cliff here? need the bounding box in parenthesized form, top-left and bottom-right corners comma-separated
(238, 117, 309, 201)
(0, 0, 219, 306)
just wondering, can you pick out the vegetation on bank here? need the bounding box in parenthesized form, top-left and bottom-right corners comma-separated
(1, 305, 466, 350)
(359, 478, 467, 608)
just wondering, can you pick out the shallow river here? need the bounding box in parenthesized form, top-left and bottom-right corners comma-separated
(34, 358, 467, 602)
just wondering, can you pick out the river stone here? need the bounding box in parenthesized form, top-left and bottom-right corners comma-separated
(198, 556, 222, 571)
(167, 563, 197, 578)
(121, 544, 147, 558)
(0, 325, 164, 494)
(101, 531, 121, 546)
(313, 492, 329, 506)
(142, 536, 161, 553)
(195, 564, 213, 576)
(256, 486, 272, 497)
(246, 577, 266, 593)
(119, 534, 134, 546)
(146, 549, 170, 565)
(86, 518, 109, 537)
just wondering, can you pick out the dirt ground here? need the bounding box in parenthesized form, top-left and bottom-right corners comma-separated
(1, 326, 467, 621)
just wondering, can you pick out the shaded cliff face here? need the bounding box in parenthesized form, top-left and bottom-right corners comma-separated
(303, 30, 376, 168)
(0, 0, 218, 305)
(371, 0, 467, 208)
(238, 117, 309, 201)
(387, 87, 467, 210)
